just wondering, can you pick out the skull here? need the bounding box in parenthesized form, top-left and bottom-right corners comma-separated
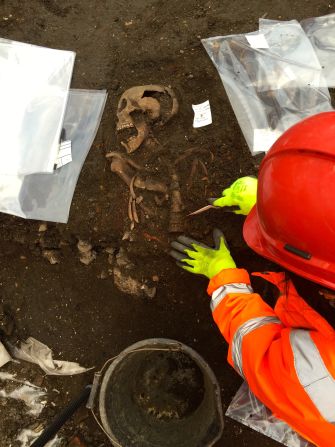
(116, 85, 178, 153)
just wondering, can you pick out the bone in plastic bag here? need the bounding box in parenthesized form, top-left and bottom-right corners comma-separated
(301, 13, 335, 87)
(0, 38, 75, 175)
(0, 89, 107, 223)
(256, 19, 326, 89)
(202, 23, 332, 154)
(226, 382, 313, 447)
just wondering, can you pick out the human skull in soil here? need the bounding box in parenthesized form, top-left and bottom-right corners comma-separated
(116, 85, 178, 153)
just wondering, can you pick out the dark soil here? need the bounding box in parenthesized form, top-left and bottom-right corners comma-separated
(0, 0, 333, 446)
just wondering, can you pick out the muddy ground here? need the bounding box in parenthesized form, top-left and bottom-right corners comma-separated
(0, 1, 333, 446)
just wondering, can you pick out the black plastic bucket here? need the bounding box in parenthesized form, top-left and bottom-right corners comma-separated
(98, 339, 224, 447)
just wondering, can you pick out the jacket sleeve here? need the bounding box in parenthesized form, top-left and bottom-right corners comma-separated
(207, 268, 283, 378)
(208, 268, 335, 446)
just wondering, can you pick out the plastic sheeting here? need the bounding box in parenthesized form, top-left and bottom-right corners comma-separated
(12, 337, 92, 375)
(257, 19, 325, 89)
(0, 89, 107, 223)
(0, 372, 47, 416)
(202, 20, 332, 154)
(226, 382, 313, 447)
(0, 342, 11, 367)
(301, 13, 335, 87)
(16, 429, 61, 447)
(0, 38, 75, 175)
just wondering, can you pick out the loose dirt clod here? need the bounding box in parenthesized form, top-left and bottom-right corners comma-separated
(38, 223, 47, 233)
(105, 247, 116, 255)
(113, 267, 156, 298)
(42, 250, 61, 265)
(142, 284, 157, 298)
(113, 267, 140, 296)
(77, 241, 96, 265)
(77, 241, 92, 253)
(115, 247, 134, 269)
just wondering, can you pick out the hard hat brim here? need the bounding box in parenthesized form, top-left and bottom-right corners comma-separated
(243, 206, 335, 291)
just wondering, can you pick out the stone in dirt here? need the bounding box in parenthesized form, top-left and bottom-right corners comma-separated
(113, 267, 156, 298)
(77, 240, 96, 265)
(43, 250, 61, 265)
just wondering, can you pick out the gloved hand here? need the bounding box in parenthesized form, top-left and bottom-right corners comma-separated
(212, 176, 257, 215)
(170, 229, 236, 279)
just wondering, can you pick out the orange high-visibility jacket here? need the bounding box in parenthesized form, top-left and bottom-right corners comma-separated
(208, 268, 335, 447)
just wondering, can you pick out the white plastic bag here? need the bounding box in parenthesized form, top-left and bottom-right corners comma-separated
(301, 13, 335, 87)
(0, 38, 75, 175)
(226, 382, 313, 447)
(0, 89, 107, 223)
(202, 23, 332, 154)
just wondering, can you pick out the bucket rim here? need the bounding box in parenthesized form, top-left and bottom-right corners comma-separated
(98, 338, 224, 447)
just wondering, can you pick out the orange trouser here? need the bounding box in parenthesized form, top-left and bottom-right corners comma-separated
(208, 268, 335, 447)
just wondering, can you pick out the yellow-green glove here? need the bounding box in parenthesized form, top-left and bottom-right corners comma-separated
(170, 229, 236, 279)
(212, 176, 257, 215)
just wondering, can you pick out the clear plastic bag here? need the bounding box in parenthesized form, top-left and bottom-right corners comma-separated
(202, 24, 332, 154)
(0, 38, 75, 175)
(257, 19, 325, 89)
(0, 89, 107, 223)
(204, 23, 324, 91)
(226, 382, 313, 447)
(301, 13, 335, 87)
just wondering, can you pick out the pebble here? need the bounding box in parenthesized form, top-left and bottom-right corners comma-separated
(79, 251, 96, 265)
(77, 240, 92, 253)
(43, 250, 61, 265)
(77, 240, 96, 265)
(105, 246, 116, 255)
(38, 223, 47, 232)
(98, 270, 109, 280)
(142, 284, 157, 299)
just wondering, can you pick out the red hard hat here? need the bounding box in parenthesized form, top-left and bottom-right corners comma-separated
(244, 111, 335, 290)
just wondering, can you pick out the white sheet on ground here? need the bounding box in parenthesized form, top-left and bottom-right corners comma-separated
(12, 337, 92, 376)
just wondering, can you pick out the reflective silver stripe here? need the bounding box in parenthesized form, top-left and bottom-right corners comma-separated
(290, 329, 335, 422)
(211, 283, 253, 311)
(232, 316, 282, 378)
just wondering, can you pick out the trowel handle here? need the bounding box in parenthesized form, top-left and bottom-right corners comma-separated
(31, 384, 92, 447)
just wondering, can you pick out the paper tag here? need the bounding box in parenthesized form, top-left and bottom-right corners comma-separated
(55, 140, 72, 169)
(246, 34, 269, 49)
(192, 100, 212, 128)
(253, 129, 282, 153)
